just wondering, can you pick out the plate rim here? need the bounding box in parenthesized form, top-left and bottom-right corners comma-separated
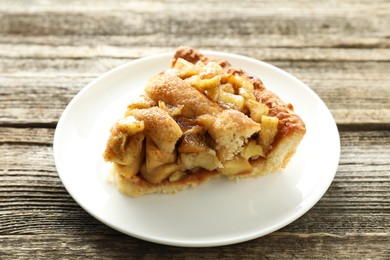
(53, 50, 340, 247)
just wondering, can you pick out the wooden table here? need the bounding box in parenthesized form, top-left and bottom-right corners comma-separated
(1, 0, 389, 258)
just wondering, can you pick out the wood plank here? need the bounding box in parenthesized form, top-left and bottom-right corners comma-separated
(1, 0, 389, 17)
(1, 0, 389, 12)
(0, 129, 388, 236)
(1, 34, 390, 51)
(1, 44, 390, 61)
(0, 127, 53, 144)
(1, 59, 389, 125)
(1, 0, 389, 257)
(0, 233, 388, 259)
(0, 1, 389, 38)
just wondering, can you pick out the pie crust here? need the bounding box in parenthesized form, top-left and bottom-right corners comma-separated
(103, 47, 306, 197)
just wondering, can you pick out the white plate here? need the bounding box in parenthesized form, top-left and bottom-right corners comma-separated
(54, 50, 340, 247)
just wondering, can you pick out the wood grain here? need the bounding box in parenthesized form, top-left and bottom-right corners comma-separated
(0, 233, 389, 259)
(1, 0, 389, 258)
(1, 1, 389, 37)
(0, 129, 389, 251)
(1, 60, 389, 125)
(1, 0, 389, 126)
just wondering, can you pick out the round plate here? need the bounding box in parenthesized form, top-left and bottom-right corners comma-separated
(53, 50, 340, 247)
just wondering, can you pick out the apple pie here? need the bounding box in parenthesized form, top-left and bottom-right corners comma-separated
(103, 47, 306, 197)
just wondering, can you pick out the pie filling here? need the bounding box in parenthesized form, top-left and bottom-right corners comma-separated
(103, 57, 283, 185)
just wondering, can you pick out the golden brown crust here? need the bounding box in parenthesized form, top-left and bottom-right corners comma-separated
(145, 73, 223, 117)
(173, 46, 305, 154)
(113, 163, 219, 197)
(126, 107, 182, 153)
(172, 46, 266, 89)
(106, 46, 306, 197)
(254, 88, 306, 148)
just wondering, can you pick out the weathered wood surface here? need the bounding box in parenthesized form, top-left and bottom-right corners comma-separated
(0, 0, 389, 258)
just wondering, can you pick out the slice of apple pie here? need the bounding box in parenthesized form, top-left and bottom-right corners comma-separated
(103, 47, 306, 197)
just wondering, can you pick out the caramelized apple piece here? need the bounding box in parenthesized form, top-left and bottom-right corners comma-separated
(172, 58, 198, 78)
(145, 138, 176, 172)
(220, 83, 235, 94)
(178, 132, 221, 171)
(127, 95, 156, 110)
(197, 61, 226, 79)
(141, 162, 183, 184)
(180, 150, 220, 171)
(260, 115, 279, 153)
(241, 140, 264, 160)
(217, 90, 245, 111)
(178, 133, 208, 154)
(226, 74, 254, 93)
(112, 153, 143, 178)
(187, 75, 222, 93)
(245, 99, 269, 123)
(219, 156, 253, 176)
(126, 107, 182, 153)
(103, 118, 145, 165)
